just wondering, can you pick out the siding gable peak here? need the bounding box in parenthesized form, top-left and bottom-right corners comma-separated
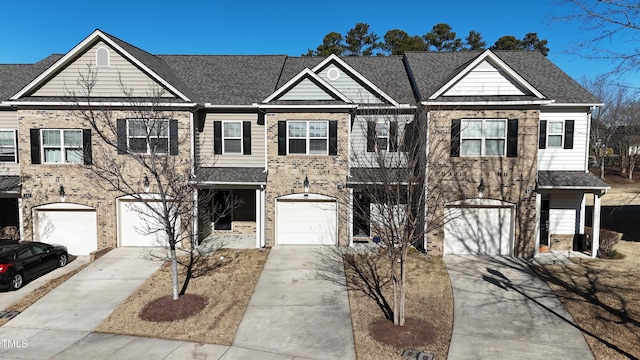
(263, 68, 352, 103)
(312, 55, 399, 106)
(11, 29, 191, 102)
(429, 49, 545, 100)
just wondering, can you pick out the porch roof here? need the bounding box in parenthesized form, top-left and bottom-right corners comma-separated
(0, 176, 20, 194)
(194, 167, 267, 185)
(537, 171, 610, 192)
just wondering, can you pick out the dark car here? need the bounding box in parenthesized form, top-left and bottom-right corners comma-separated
(0, 241, 68, 291)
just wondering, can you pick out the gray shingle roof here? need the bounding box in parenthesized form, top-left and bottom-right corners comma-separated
(195, 167, 267, 184)
(538, 171, 610, 190)
(0, 176, 20, 193)
(0, 55, 62, 100)
(404, 51, 600, 104)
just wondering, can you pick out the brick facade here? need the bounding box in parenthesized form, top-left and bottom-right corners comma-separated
(264, 112, 350, 247)
(426, 108, 539, 257)
(18, 109, 192, 251)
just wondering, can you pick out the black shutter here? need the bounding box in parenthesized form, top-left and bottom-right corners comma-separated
(507, 119, 518, 157)
(450, 119, 461, 157)
(243, 121, 251, 155)
(257, 112, 265, 126)
(83, 129, 92, 165)
(169, 120, 178, 155)
(366, 121, 375, 152)
(278, 121, 287, 155)
(14, 130, 18, 163)
(213, 121, 222, 154)
(539, 120, 547, 149)
(30, 129, 40, 164)
(329, 120, 338, 155)
(389, 121, 398, 152)
(564, 120, 574, 149)
(117, 119, 127, 154)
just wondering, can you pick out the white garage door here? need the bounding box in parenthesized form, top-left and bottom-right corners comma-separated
(276, 199, 337, 245)
(118, 199, 167, 247)
(444, 206, 513, 255)
(35, 206, 97, 256)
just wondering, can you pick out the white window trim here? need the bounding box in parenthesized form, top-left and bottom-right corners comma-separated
(460, 118, 507, 157)
(547, 120, 564, 148)
(222, 121, 243, 154)
(96, 47, 110, 67)
(127, 119, 170, 155)
(287, 120, 329, 155)
(0, 129, 17, 163)
(41, 129, 83, 164)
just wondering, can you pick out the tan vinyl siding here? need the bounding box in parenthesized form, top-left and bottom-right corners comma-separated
(318, 65, 383, 104)
(33, 41, 174, 98)
(198, 113, 265, 167)
(278, 78, 336, 101)
(350, 114, 412, 168)
(443, 61, 526, 96)
(538, 110, 589, 171)
(0, 110, 19, 174)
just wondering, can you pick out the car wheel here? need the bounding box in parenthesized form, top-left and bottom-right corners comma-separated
(10, 273, 23, 291)
(58, 254, 68, 268)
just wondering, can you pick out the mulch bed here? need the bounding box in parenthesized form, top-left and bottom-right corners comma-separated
(370, 317, 436, 350)
(139, 294, 208, 322)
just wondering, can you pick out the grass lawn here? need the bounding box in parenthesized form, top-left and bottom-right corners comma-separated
(95, 248, 269, 345)
(344, 249, 453, 360)
(533, 240, 640, 360)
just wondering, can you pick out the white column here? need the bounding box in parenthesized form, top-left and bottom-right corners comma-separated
(348, 188, 354, 247)
(534, 192, 541, 257)
(591, 193, 602, 258)
(192, 189, 199, 247)
(18, 197, 25, 242)
(255, 188, 264, 248)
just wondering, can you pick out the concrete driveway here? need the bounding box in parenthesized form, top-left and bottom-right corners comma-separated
(0, 255, 89, 311)
(232, 246, 356, 360)
(0, 247, 162, 359)
(444, 255, 593, 360)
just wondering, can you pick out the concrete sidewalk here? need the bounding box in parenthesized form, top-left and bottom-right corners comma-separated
(232, 246, 356, 360)
(444, 255, 593, 360)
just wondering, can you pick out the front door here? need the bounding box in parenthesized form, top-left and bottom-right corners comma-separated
(540, 198, 550, 246)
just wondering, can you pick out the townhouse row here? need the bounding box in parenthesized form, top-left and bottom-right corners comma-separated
(0, 30, 609, 258)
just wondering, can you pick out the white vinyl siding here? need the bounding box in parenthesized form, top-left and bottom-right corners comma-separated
(549, 193, 584, 234)
(443, 61, 527, 96)
(278, 78, 336, 101)
(0, 111, 18, 174)
(198, 113, 264, 167)
(33, 41, 174, 98)
(538, 110, 589, 171)
(317, 65, 383, 104)
(350, 114, 412, 167)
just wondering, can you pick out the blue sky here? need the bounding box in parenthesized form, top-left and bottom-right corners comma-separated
(1, 0, 637, 87)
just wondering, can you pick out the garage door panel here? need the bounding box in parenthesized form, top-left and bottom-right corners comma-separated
(276, 200, 337, 245)
(35, 210, 97, 256)
(444, 207, 512, 255)
(119, 200, 168, 247)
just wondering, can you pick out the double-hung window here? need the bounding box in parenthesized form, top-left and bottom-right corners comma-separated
(375, 121, 389, 150)
(128, 119, 169, 154)
(41, 129, 83, 164)
(547, 121, 564, 147)
(223, 121, 242, 154)
(287, 121, 328, 155)
(460, 119, 506, 156)
(0, 130, 17, 162)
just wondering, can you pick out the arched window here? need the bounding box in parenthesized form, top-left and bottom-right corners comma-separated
(96, 47, 110, 67)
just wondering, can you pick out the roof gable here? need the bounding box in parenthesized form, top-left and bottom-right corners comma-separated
(430, 50, 544, 100)
(11, 30, 191, 101)
(263, 68, 351, 103)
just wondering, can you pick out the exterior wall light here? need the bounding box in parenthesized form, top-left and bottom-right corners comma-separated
(477, 178, 485, 198)
(303, 175, 309, 193)
(59, 185, 66, 202)
(143, 174, 150, 192)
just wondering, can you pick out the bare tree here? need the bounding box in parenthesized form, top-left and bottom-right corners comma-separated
(348, 107, 449, 326)
(583, 75, 629, 178)
(67, 65, 226, 300)
(613, 100, 640, 179)
(553, 0, 640, 76)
